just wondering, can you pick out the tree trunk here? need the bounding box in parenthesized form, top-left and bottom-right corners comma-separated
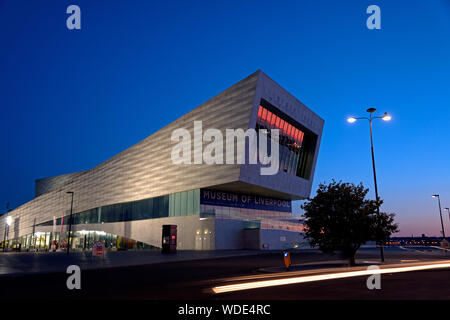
(349, 254, 356, 266)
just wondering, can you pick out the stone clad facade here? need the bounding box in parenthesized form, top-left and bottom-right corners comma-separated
(0, 71, 324, 251)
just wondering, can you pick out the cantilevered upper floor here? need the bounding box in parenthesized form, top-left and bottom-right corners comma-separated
(1, 70, 324, 238)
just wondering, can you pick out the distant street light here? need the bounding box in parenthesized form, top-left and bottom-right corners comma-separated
(432, 195, 445, 239)
(66, 191, 74, 254)
(347, 108, 392, 262)
(443, 207, 450, 231)
(3, 215, 12, 252)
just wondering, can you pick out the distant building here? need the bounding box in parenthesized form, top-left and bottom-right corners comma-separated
(0, 71, 324, 251)
(386, 237, 442, 246)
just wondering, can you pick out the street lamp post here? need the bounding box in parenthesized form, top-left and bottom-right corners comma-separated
(347, 108, 391, 262)
(444, 208, 450, 225)
(3, 216, 12, 252)
(66, 191, 74, 254)
(2, 224, 5, 252)
(432, 195, 445, 239)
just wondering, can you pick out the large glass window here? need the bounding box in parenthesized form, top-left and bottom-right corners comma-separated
(180, 191, 187, 215)
(256, 99, 317, 179)
(193, 189, 200, 214)
(36, 190, 200, 227)
(162, 196, 169, 218)
(187, 190, 194, 214)
(174, 192, 181, 216)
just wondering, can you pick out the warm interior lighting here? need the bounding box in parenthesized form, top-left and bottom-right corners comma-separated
(347, 117, 357, 123)
(382, 113, 391, 121)
(257, 105, 304, 144)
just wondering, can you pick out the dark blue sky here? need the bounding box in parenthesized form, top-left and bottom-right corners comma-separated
(1, 0, 449, 236)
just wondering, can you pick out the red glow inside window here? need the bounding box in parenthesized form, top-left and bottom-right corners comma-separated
(288, 124, 293, 138)
(270, 114, 276, 126)
(266, 111, 273, 125)
(257, 106, 305, 146)
(283, 121, 288, 134)
(262, 108, 267, 121)
(279, 119, 285, 132)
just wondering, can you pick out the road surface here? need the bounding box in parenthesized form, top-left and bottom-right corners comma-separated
(1, 247, 450, 300)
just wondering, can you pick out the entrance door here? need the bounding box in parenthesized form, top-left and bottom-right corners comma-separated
(195, 229, 202, 250)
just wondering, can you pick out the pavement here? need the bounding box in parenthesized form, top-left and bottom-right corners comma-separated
(1, 245, 447, 277)
(0, 249, 267, 276)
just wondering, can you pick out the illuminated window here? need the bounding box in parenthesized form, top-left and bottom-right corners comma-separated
(262, 108, 267, 121)
(266, 110, 273, 128)
(283, 121, 288, 135)
(287, 124, 293, 139)
(256, 101, 317, 179)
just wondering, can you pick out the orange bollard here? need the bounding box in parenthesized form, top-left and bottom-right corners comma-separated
(283, 251, 291, 271)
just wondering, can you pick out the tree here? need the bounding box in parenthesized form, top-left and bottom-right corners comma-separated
(301, 180, 398, 266)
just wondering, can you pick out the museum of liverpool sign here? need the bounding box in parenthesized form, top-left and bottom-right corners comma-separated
(200, 189, 291, 212)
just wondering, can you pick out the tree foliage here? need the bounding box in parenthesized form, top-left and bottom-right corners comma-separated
(301, 180, 398, 265)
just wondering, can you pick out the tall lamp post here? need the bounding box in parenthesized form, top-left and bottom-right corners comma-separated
(66, 191, 74, 254)
(3, 216, 12, 252)
(432, 195, 445, 239)
(347, 108, 391, 262)
(444, 208, 450, 225)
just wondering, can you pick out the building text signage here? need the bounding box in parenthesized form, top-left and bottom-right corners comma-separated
(200, 189, 291, 212)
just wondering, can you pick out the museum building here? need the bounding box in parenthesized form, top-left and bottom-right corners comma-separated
(0, 70, 324, 251)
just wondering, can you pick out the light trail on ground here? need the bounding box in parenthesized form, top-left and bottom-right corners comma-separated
(212, 261, 450, 294)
